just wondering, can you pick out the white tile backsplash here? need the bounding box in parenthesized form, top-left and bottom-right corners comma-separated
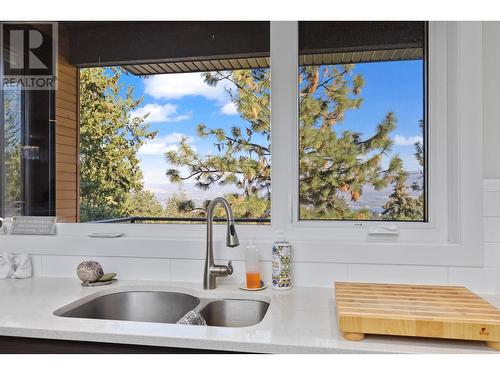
(484, 192, 500, 217)
(484, 243, 500, 267)
(30, 255, 42, 277)
(98, 257, 171, 281)
(293, 262, 348, 287)
(449, 267, 500, 294)
(347, 264, 449, 285)
(170, 259, 204, 282)
(41, 255, 171, 280)
(484, 218, 500, 242)
(42, 255, 83, 277)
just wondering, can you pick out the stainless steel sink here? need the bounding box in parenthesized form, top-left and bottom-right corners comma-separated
(55, 291, 200, 324)
(55, 291, 269, 328)
(200, 299, 269, 327)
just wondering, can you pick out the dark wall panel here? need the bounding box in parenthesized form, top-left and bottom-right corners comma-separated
(64, 21, 270, 67)
(299, 21, 426, 54)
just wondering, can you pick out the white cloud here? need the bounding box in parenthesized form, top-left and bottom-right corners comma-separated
(131, 103, 191, 123)
(220, 101, 238, 115)
(138, 133, 194, 156)
(145, 72, 231, 102)
(393, 135, 423, 146)
(144, 72, 237, 116)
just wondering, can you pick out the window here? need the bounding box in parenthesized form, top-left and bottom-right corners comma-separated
(298, 22, 426, 222)
(1, 24, 55, 218)
(78, 65, 271, 224)
(68, 22, 271, 224)
(0, 22, 274, 225)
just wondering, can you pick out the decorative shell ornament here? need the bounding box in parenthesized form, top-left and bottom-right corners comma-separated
(77, 261, 104, 283)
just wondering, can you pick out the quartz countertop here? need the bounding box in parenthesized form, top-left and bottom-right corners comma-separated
(0, 277, 499, 353)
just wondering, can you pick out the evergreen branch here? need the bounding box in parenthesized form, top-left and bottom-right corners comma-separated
(201, 125, 270, 154)
(213, 71, 271, 112)
(315, 69, 349, 92)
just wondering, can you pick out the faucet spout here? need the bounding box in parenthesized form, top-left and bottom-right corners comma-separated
(204, 197, 240, 290)
(227, 221, 239, 248)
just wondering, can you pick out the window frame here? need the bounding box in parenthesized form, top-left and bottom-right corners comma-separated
(294, 22, 429, 225)
(289, 23, 447, 242)
(1, 21, 484, 268)
(271, 22, 450, 241)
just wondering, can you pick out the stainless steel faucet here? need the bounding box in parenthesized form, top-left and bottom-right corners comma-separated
(203, 197, 240, 290)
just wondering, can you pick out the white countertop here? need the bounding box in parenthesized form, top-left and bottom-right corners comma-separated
(1, 277, 499, 353)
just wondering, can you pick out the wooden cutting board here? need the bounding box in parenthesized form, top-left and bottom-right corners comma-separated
(335, 282, 500, 350)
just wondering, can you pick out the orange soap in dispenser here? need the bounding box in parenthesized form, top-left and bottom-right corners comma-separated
(245, 240, 261, 289)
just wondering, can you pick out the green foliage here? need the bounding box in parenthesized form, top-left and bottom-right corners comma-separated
(223, 193, 270, 219)
(165, 68, 271, 219)
(382, 119, 425, 222)
(298, 64, 406, 219)
(79, 67, 157, 221)
(163, 191, 206, 222)
(412, 120, 425, 193)
(382, 169, 423, 220)
(165, 64, 424, 221)
(79, 202, 124, 223)
(124, 190, 164, 218)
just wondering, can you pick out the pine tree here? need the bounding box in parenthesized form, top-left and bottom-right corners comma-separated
(79, 67, 157, 221)
(166, 64, 421, 220)
(166, 68, 271, 219)
(381, 119, 424, 220)
(382, 167, 423, 220)
(412, 120, 424, 192)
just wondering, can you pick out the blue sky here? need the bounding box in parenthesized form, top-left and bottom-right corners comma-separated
(116, 60, 424, 201)
(341, 60, 424, 171)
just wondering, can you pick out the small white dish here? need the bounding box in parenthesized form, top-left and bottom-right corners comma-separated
(88, 232, 124, 238)
(239, 281, 267, 291)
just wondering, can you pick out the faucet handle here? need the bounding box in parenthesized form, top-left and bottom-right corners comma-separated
(210, 261, 233, 277)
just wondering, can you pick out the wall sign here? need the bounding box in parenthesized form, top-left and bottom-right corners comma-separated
(10, 216, 57, 235)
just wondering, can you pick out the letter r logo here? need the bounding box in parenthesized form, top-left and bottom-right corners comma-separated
(8, 29, 48, 70)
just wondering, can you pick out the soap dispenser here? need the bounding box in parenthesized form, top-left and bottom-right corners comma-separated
(245, 240, 261, 289)
(272, 231, 292, 290)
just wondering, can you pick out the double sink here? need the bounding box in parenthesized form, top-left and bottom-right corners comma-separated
(54, 290, 270, 328)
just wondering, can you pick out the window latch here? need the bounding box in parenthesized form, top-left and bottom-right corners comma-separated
(368, 225, 400, 236)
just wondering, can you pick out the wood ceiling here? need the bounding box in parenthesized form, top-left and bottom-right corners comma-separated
(122, 47, 423, 76)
